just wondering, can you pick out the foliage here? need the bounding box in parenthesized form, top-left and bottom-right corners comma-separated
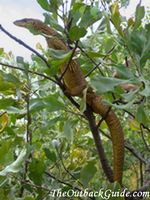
(0, 0, 150, 199)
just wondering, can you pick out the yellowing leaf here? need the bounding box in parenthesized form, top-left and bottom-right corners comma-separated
(36, 42, 43, 50)
(111, 3, 124, 37)
(128, 118, 139, 131)
(0, 112, 8, 133)
(128, 17, 134, 28)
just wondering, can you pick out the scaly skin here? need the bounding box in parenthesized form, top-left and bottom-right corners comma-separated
(14, 18, 124, 183)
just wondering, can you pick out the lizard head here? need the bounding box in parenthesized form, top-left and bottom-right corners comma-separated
(14, 18, 46, 35)
(14, 18, 59, 37)
(14, 18, 66, 49)
(14, 18, 44, 29)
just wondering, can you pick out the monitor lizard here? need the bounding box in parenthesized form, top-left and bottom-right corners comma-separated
(14, 18, 124, 184)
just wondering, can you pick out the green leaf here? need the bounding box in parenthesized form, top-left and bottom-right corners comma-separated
(0, 48, 4, 55)
(120, 0, 130, 7)
(2, 72, 21, 85)
(127, 30, 145, 56)
(24, 196, 35, 200)
(46, 49, 72, 76)
(140, 85, 150, 97)
(0, 149, 27, 176)
(43, 148, 57, 162)
(37, 0, 50, 11)
(79, 6, 102, 28)
(42, 116, 61, 129)
(0, 177, 8, 187)
(37, 0, 61, 13)
(29, 98, 45, 113)
(29, 158, 46, 185)
(134, 5, 145, 30)
(136, 105, 148, 125)
(140, 39, 150, 67)
(43, 95, 65, 111)
(139, 77, 150, 97)
(30, 95, 65, 113)
(80, 87, 87, 113)
(31, 55, 47, 69)
(80, 161, 97, 187)
(103, 37, 115, 52)
(112, 65, 135, 79)
(0, 98, 15, 109)
(108, 99, 135, 110)
(0, 76, 16, 94)
(69, 26, 87, 41)
(0, 188, 9, 199)
(16, 56, 24, 64)
(68, 3, 84, 28)
(0, 140, 13, 165)
(90, 6, 99, 18)
(121, 90, 137, 101)
(49, 0, 62, 13)
(91, 76, 129, 93)
(129, 118, 140, 131)
(63, 121, 74, 142)
(47, 49, 71, 60)
(111, 3, 123, 36)
(44, 13, 64, 33)
(86, 51, 104, 58)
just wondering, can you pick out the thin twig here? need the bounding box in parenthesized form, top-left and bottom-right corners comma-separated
(64, 108, 86, 119)
(21, 180, 50, 191)
(101, 0, 107, 10)
(84, 105, 114, 182)
(19, 71, 32, 197)
(54, 75, 80, 109)
(0, 25, 86, 114)
(123, 109, 150, 133)
(45, 171, 95, 200)
(45, 171, 81, 190)
(140, 124, 150, 152)
(83, 45, 116, 77)
(77, 44, 104, 76)
(0, 25, 51, 68)
(59, 40, 78, 80)
(0, 62, 58, 84)
(56, 148, 83, 188)
(26, 75, 32, 144)
(97, 106, 111, 128)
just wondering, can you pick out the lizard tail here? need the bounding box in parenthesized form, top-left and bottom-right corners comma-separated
(87, 88, 124, 183)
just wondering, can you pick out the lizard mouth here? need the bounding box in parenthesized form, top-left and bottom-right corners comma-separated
(13, 18, 36, 27)
(13, 19, 26, 27)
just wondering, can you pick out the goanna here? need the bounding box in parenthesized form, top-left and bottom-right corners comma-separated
(14, 18, 124, 184)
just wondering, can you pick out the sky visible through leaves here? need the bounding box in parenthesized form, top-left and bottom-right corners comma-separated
(0, 0, 149, 60)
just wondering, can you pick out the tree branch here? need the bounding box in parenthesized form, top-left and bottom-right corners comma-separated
(140, 124, 150, 152)
(84, 105, 114, 182)
(0, 26, 80, 116)
(97, 106, 112, 128)
(79, 45, 116, 77)
(20, 71, 32, 197)
(45, 171, 95, 200)
(0, 25, 51, 68)
(59, 40, 78, 80)
(56, 148, 83, 187)
(0, 62, 58, 84)
(77, 44, 104, 76)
